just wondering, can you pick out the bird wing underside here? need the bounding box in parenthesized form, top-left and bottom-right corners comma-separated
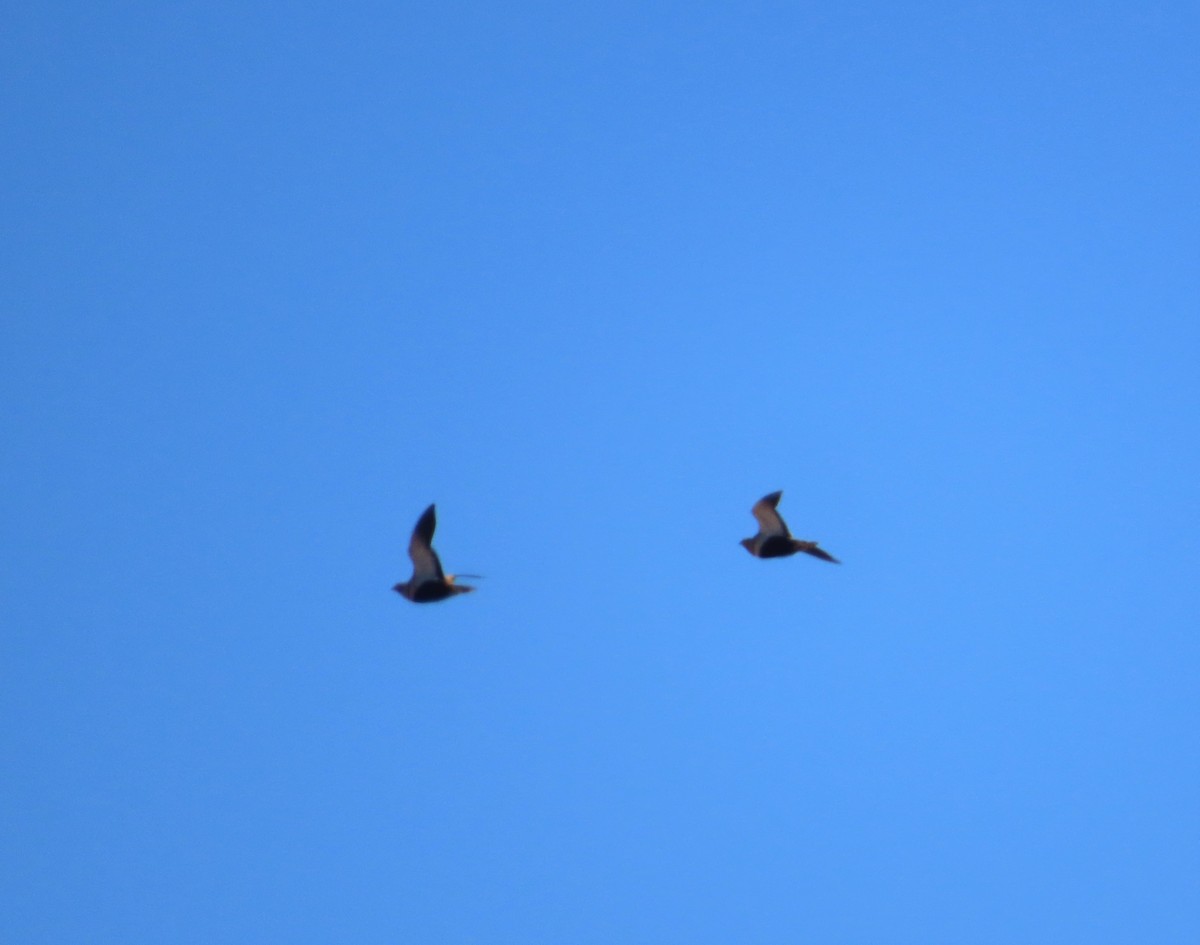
(408, 504, 445, 582)
(751, 491, 789, 537)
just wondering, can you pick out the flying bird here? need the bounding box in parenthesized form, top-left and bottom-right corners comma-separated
(393, 504, 476, 603)
(740, 490, 840, 563)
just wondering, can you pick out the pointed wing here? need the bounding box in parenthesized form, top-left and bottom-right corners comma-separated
(751, 490, 790, 537)
(407, 504, 445, 582)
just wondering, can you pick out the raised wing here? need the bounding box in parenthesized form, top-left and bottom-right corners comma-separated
(751, 490, 790, 537)
(407, 503, 445, 582)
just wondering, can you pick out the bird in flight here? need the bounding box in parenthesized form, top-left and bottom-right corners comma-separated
(740, 490, 840, 563)
(393, 504, 476, 603)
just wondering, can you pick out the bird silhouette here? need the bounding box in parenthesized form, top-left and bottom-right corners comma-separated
(740, 490, 840, 563)
(393, 504, 476, 603)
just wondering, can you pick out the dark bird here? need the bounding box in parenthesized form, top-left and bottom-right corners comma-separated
(393, 504, 476, 603)
(740, 490, 840, 563)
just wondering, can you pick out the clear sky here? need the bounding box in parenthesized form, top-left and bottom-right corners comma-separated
(3, 1, 1198, 942)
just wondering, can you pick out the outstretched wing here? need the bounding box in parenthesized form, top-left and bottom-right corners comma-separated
(751, 490, 790, 537)
(407, 504, 445, 582)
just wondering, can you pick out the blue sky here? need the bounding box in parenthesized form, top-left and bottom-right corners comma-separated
(3, 1, 1198, 941)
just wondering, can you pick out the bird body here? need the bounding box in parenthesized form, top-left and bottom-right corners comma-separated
(393, 504, 475, 603)
(741, 490, 839, 563)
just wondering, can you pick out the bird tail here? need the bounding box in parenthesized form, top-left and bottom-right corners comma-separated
(797, 542, 840, 564)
